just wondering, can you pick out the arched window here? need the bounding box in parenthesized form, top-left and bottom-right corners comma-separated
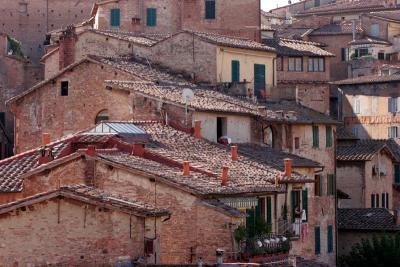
(95, 110, 109, 124)
(263, 126, 273, 147)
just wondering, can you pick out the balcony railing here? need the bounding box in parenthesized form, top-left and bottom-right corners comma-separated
(243, 233, 291, 257)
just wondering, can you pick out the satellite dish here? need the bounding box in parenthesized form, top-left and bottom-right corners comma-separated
(182, 88, 194, 103)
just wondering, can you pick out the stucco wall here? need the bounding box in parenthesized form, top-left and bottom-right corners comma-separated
(337, 161, 364, 208)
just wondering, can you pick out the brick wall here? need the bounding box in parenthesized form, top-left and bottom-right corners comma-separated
(0, 197, 149, 265)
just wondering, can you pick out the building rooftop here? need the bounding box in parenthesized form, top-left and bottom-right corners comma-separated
(0, 184, 169, 217)
(349, 36, 392, 46)
(336, 126, 359, 140)
(338, 208, 400, 231)
(335, 74, 400, 85)
(368, 9, 400, 22)
(0, 122, 314, 195)
(309, 21, 363, 36)
(337, 140, 398, 161)
(262, 38, 334, 57)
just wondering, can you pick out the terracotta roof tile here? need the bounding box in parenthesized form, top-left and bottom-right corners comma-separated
(368, 9, 400, 22)
(310, 22, 363, 35)
(349, 36, 391, 46)
(335, 74, 400, 85)
(88, 29, 171, 46)
(263, 38, 334, 57)
(337, 125, 359, 140)
(338, 208, 400, 231)
(337, 140, 394, 161)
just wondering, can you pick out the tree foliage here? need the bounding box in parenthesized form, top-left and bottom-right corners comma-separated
(339, 233, 400, 267)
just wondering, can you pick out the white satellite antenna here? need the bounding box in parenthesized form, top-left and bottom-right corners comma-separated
(182, 88, 194, 128)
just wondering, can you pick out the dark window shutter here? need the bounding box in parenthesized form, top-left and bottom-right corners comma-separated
(291, 190, 296, 223)
(327, 225, 333, 253)
(266, 196, 272, 225)
(0, 112, 5, 126)
(246, 208, 256, 237)
(327, 175, 331, 195)
(395, 165, 400, 184)
(147, 8, 157, 26)
(371, 194, 375, 207)
(205, 0, 216, 19)
(326, 126, 332, 147)
(231, 60, 240, 82)
(110, 9, 120, 27)
(302, 189, 308, 222)
(341, 48, 346, 61)
(313, 126, 319, 148)
(376, 193, 380, 207)
(315, 226, 321, 254)
(315, 175, 321, 196)
(386, 193, 389, 208)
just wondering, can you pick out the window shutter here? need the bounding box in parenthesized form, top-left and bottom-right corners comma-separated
(110, 9, 120, 27)
(326, 126, 332, 147)
(386, 193, 389, 209)
(332, 174, 336, 195)
(313, 126, 319, 148)
(327, 175, 331, 195)
(291, 190, 296, 223)
(231, 60, 240, 82)
(315, 175, 321, 196)
(341, 48, 346, 61)
(376, 193, 380, 207)
(147, 8, 157, 26)
(382, 193, 385, 208)
(266, 196, 272, 225)
(327, 225, 333, 253)
(302, 189, 308, 222)
(371, 194, 375, 208)
(315, 226, 321, 255)
(205, 0, 216, 19)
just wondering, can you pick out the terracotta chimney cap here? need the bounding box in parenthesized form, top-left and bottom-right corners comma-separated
(194, 120, 202, 139)
(284, 158, 293, 179)
(86, 145, 96, 157)
(231, 145, 238, 161)
(132, 143, 145, 157)
(221, 166, 229, 186)
(183, 161, 190, 176)
(42, 133, 51, 146)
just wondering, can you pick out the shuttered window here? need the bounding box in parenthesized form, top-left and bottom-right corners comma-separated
(327, 225, 333, 253)
(326, 126, 332, 148)
(371, 194, 376, 208)
(396, 165, 400, 184)
(313, 126, 319, 148)
(315, 175, 322, 196)
(147, 8, 157, 27)
(0, 112, 5, 127)
(315, 226, 321, 255)
(302, 189, 308, 222)
(266, 196, 272, 225)
(386, 193, 390, 209)
(205, 0, 216, 19)
(353, 97, 361, 114)
(327, 174, 335, 195)
(231, 60, 240, 82)
(388, 97, 399, 113)
(110, 8, 120, 27)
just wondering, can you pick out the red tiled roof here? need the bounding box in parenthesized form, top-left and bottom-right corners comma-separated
(335, 74, 400, 85)
(263, 38, 334, 57)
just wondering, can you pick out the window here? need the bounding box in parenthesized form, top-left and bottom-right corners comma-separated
(386, 193, 389, 209)
(61, 81, 68, 96)
(288, 57, 302, 72)
(231, 60, 240, 82)
(254, 64, 266, 98)
(388, 126, 398, 139)
(263, 126, 273, 147)
(371, 194, 380, 208)
(217, 117, 227, 140)
(352, 127, 359, 138)
(205, 0, 216, 19)
(378, 52, 385, 60)
(388, 97, 399, 113)
(312, 126, 319, 148)
(326, 126, 332, 148)
(381, 193, 389, 208)
(277, 56, 283, 71)
(327, 174, 335, 195)
(355, 48, 369, 58)
(302, 189, 308, 222)
(308, 57, 325, 72)
(291, 190, 301, 223)
(95, 110, 109, 124)
(341, 48, 349, 61)
(110, 8, 120, 27)
(315, 226, 321, 255)
(294, 137, 300, 149)
(315, 0, 320, 7)
(147, 8, 157, 27)
(315, 175, 322, 196)
(371, 24, 380, 38)
(353, 97, 360, 114)
(327, 225, 333, 253)
(395, 164, 400, 184)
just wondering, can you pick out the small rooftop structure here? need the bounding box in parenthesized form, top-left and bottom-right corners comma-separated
(86, 121, 150, 142)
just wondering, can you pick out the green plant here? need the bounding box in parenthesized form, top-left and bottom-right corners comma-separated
(339, 233, 400, 267)
(350, 53, 357, 60)
(234, 224, 247, 243)
(7, 36, 24, 58)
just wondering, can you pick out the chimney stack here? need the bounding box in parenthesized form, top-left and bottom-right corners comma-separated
(42, 133, 51, 146)
(86, 145, 96, 157)
(221, 166, 229, 186)
(231, 145, 238, 161)
(59, 25, 77, 70)
(132, 143, 145, 157)
(194, 120, 202, 139)
(284, 158, 293, 179)
(183, 161, 190, 176)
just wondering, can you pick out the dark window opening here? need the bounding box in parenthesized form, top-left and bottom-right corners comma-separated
(378, 52, 385, 60)
(0, 112, 5, 126)
(315, 175, 322, 196)
(205, 0, 216, 19)
(61, 81, 68, 96)
(217, 117, 227, 140)
(95, 110, 109, 124)
(294, 137, 300, 149)
(146, 8, 157, 27)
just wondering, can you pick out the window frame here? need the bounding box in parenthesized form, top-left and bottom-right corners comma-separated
(308, 57, 325, 72)
(326, 126, 332, 148)
(315, 175, 322, 196)
(288, 57, 303, 72)
(327, 225, 333, 253)
(110, 8, 121, 27)
(315, 226, 321, 255)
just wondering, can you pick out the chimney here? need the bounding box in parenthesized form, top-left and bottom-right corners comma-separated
(42, 133, 51, 146)
(183, 161, 190, 176)
(194, 120, 202, 139)
(86, 145, 96, 157)
(231, 145, 238, 161)
(221, 166, 229, 186)
(59, 25, 77, 70)
(132, 143, 145, 157)
(284, 158, 293, 179)
(38, 147, 54, 165)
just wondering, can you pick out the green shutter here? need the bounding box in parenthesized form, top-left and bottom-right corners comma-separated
(254, 64, 266, 98)
(326, 126, 332, 147)
(302, 189, 308, 222)
(327, 225, 333, 253)
(332, 174, 336, 195)
(205, 0, 216, 19)
(313, 126, 319, 148)
(266, 196, 272, 225)
(147, 8, 157, 27)
(291, 190, 296, 223)
(231, 60, 240, 82)
(246, 208, 256, 238)
(327, 175, 331, 195)
(371, 194, 375, 208)
(395, 165, 400, 184)
(110, 9, 120, 27)
(315, 226, 321, 255)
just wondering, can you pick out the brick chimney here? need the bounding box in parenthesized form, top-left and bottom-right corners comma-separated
(86, 145, 96, 157)
(183, 161, 190, 176)
(284, 158, 293, 179)
(132, 143, 145, 157)
(194, 120, 202, 139)
(59, 25, 77, 70)
(38, 147, 54, 165)
(221, 166, 229, 186)
(42, 133, 51, 146)
(231, 145, 238, 161)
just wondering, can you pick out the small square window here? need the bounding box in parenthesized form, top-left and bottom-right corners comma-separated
(61, 81, 69, 96)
